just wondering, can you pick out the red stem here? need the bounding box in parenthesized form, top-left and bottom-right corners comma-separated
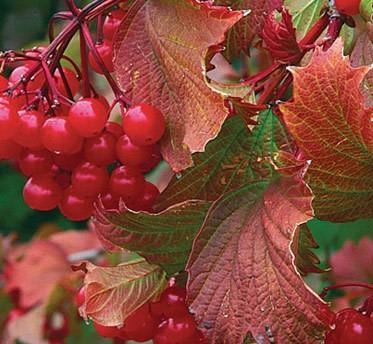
(79, 29, 91, 98)
(320, 283, 373, 299)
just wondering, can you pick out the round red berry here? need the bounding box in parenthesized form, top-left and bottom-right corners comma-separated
(106, 121, 123, 139)
(103, 9, 126, 41)
(68, 98, 108, 137)
(153, 315, 200, 344)
(0, 104, 19, 140)
(335, 0, 361, 16)
(84, 131, 117, 166)
(53, 152, 83, 171)
(325, 308, 373, 344)
(41, 117, 83, 154)
(59, 187, 94, 221)
(0, 140, 22, 160)
(0, 75, 8, 91)
(18, 149, 53, 176)
(123, 104, 166, 146)
(14, 110, 45, 149)
(88, 41, 114, 74)
(75, 287, 86, 308)
(109, 165, 145, 200)
(156, 285, 189, 318)
(9, 66, 44, 91)
(23, 176, 63, 211)
(71, 162, 109, 197)
(54, 67, 80, 97)
(93, 322, 122, 338)
(99, 191, 120, 210)
(127, 181, 160, 212)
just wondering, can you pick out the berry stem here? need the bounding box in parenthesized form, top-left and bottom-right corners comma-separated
(80, 29, 91, 98)
(320, 283, 373, 299)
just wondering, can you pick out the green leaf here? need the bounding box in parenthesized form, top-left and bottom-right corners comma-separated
(79, 257, 167, 326)
(285, 0, 326, 40)
(92, 200, 211, 275)
(156, 111, 291, 210)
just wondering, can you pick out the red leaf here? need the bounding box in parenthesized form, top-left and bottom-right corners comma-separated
(215, 0, 283, 59)
(187, 177, 333, 343)
(5, 240, 71, 309)
(280, 40, 373, 221)
(262, 7, 301, 64)
(330, 237, 373, 284)
(114, 0, 243, 172)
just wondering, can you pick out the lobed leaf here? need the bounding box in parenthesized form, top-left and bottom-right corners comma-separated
(187, 177, 334, 343)
(280, 40, 373, 221)
(113, 0, 243, 172)
(79, 258, 167, 326)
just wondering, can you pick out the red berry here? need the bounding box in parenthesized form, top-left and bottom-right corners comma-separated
(120, 303, 158, 342)
(106, 121, 123, 139)
(335, 0, 361, 16)
(127, 181, 160, 211)
(0, 104, 19, 140)
(96, 94, 110, 111)
(68, 98, 108, 137)
(0, 140, 22, 160)
(9, 66, 44, 91)
(93, 322, 122, 338)
(325, 308, 373, 344)
(155, 285, 189, 318)
(54, 171, 71, 189)
(23, 176, 63, 211)
(123, 103, 166, 146)
(99, 191, 120, 210)
(41, 117, 83, 154)
(116, 134, 160, 169)
(0, 75, 8, 91)
(84, 131, 117, 166)
(103, 9, 126, 41)
(44, 312, 69, 342)
(18, 149, 53, 176)
(53, 152, 83, 171)
(71, 162, 109, 197)
(54, 67, 80, 97)
(7, 308, 25, 322)
(59, 187, 94, 221)
(153, 316, 200, 344)
(88, 41, 114, 74)
(75, 287, 86, 307)
(109, 165, 145, 200)
(13, 110, 45, 149)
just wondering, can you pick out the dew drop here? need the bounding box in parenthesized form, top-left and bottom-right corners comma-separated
(176, 173, 182, 179)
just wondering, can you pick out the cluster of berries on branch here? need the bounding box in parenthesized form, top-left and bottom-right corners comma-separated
(76, 279, 206, 344)
(0, 1, 166, 221)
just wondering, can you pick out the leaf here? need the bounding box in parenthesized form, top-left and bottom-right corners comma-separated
(187, 177, 334, 343)
(262, 8, 301, 64)
(214, 0, 283, 60)
(285, 0, 326, 40)
(92, 200, 211, 275)
(5, 240, 71, 309)
(350, 26, 373, 107)
(156, 111, 291, 210)
(280, 40, 373, 221)
(291, 224, 326, 276)
(330, 237, 373, 284)
(3, 304, 47, 344)
(79, 258, 167, 326)
(48, 230, 102, 257)
(113, 0, 243, 172)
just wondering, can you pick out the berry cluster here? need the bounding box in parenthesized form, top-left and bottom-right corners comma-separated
(76, 282, 206, 344)
(0, 6, 166, 221)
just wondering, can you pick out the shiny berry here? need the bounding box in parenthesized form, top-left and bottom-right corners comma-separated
(53, 152, 83, 171)
(0, 140, 22, 160)
(59, 187, 94, 221)
(335, 0, 361, 16)
(325, 308, 373, 344)
(116, 134, 160, 169)
(41, 117, 83, 154)
(157, 285, 188, 318)
(99, 191, 120, 210)
(14, 110, 45, 149)
(88, 41, 114, 74)
(83, 131, 117, 166)
(54, 67, 80, 97)
(127, 181, 160, 211)
(9, 66, 44, 91)
(106, 121, 123, 139)
(75, 287, 86, 307)
(103, 9, 126, 41)
(23, 176, 63, 211)
(0, 75, 8, 91)
(153, 316, 200, 344)
(109, 165, 145, 200)
(123, 103, 166, 146)
(0, 104, 19, 140)
(93, 322, 122, 338)
(71, 162, 109, 197)
(68, 98, 108, 137)
(18, 149, 53, 176)
(120, 303, 158, 342)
